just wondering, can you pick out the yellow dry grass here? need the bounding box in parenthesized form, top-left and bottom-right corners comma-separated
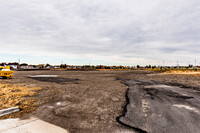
(97, 69, 129, 71)
(163, 70, 200, 75)
(0, 83, 40, 119)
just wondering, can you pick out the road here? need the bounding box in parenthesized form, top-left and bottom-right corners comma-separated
(119, 80, 200, 133)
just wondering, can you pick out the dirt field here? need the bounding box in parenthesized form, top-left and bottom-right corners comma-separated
(1, 70, 200, 133)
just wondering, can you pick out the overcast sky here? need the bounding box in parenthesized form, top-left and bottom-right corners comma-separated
(0, 0, 200, 65)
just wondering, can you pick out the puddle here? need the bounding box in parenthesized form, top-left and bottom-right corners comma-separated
(29, 76, 79, 84)
(29, 75, 58, 78)
(55, 101, 71, 107)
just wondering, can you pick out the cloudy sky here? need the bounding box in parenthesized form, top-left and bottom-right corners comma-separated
(0, 0, 200, 65)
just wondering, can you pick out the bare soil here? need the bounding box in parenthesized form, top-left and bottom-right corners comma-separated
(1, 70, 200, 133)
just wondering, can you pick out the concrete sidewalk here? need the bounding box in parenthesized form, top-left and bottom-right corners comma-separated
(0, 117, 68, 133)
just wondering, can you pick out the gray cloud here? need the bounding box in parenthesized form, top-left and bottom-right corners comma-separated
(0, 0, 200, 65)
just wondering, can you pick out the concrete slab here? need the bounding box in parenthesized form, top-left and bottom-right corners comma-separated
(0, 117, 68, 133)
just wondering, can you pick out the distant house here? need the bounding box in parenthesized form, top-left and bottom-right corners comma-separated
(7, 62, 19, 69)
(20, 63, 28, 69)
(54, 66, 60, 69)
(0, 63, 6, 67)
(27, 65, 35, 69)
(45, 64, 51, 69)
(38, 64, 45, 68)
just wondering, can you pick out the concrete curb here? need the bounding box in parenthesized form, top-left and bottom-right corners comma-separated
(0, 117, 68, 133)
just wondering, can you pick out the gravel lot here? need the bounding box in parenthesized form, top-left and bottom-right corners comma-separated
(1, 70, 133, 133)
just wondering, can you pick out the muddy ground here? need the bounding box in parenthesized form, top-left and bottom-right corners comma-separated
(1, 70, 200, 133)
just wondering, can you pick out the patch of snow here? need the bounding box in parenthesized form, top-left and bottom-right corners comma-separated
(47, 106, 54, 109)
(173, 104, 199, 113)
(56, 102, 61, 106)
(141, 99, 150, 117)
(145, 85, 172, 88)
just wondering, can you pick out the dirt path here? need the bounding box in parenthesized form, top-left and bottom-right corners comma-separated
(1, 70, 135, 133)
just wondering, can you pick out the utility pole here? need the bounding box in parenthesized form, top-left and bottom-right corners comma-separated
(163, 60, 165, 66)
(18, 59, 20, 70)
(177, 60, 179, 67)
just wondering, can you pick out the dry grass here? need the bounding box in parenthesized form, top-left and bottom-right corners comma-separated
(0, 83, 40, 119)
(97, 69, 129, 71)
(50, 68, 68, 70)
(163, 70, 200, 75)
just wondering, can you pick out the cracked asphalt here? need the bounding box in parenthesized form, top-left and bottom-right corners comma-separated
(119, 80, 200, 133)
